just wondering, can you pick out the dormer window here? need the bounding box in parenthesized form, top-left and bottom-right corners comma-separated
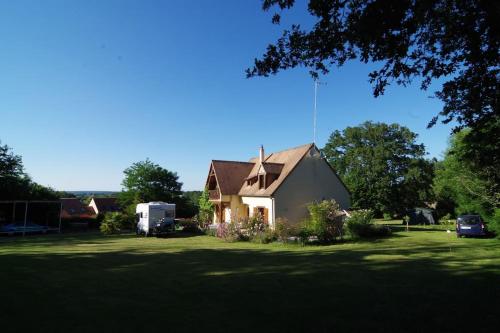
(259, 174, 265, 189)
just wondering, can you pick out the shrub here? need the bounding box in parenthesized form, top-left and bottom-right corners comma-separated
(227, 222, 248, 242)
(240, 214, 276, 243)
(100, 212, 125, 235)
(197, 189, 214, 228)
(298, 224, 313, 245)
(302, 200, 345, 243)
(346, 210, 374, 239)
(205, 227, 217, 237)
(485, 209, 500, 238)
(215, 222, 247, 242)
(346, 210, 373, 239)
(383, 212, 392, 220)
(244, 214, 267, 237)
(439, 213, 454, 225)
(178, 219, 201, 233)
(251, 228, 276, 244)
(346, 210, 392, 239)
(367, 224, 392, 237)
(274, 217, 299, 242)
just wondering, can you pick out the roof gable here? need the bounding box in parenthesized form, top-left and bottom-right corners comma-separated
(207, 143, 326, 197)
(91, 197, 119, 212)
(60, 198, 96, 218)
(238, 143, 314, 196)
(210, 160, 254, 195)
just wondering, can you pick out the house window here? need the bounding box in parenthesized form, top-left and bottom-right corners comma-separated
(258, 174, 265, 189)
(257, 207, 265, 216)
(254, 207, 268, 224)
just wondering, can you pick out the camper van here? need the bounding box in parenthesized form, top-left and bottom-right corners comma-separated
(136, 202, 176, 236)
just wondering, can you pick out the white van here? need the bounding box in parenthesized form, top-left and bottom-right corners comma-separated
(136, 202, 176, 236)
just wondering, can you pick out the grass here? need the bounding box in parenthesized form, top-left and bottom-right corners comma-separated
(0, 224, 499, 333)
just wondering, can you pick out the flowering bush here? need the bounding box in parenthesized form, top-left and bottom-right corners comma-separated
(243, 214, 266, 236)
(216, 222, 247, 242)
(274, 217, 299, 242)
(302, 200, 345, 243)
(241, 214, 276, 243)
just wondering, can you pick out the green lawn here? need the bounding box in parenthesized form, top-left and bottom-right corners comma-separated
(1, 225, 499, 332)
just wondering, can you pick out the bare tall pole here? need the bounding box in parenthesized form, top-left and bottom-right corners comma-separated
(313, 79, 318, 144)
(58, 201, 62, 233)
(23, 201, 28, 237)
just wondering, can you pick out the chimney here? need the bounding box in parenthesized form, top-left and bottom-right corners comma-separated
(259, 145, 265, 163)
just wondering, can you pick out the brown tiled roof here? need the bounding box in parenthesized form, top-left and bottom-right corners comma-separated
(210, 160, 255, 195)
(60, 198, 96, 219)
(239, 143, 314, 196)
(261, 162, 284, 175)
(246, 162, 284, 179)
(92, 197, 119, 212)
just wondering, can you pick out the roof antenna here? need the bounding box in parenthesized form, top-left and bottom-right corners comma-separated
(313, 79, 325, 144)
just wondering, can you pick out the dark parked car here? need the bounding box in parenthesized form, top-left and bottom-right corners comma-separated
(456, 215, 486, 238)
(0, 222, 49, 235)
(153, 217, 176, 237)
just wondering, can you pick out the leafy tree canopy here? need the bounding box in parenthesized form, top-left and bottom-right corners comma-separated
(248, 0, 499, 186)
(323, 121, 434, 215)
(434, 130, 498, 217)
(0, 141, 57, 200)
(0, 141, 25, 179)
(119, 159, 183, 206)
(248, 0, 498, 127)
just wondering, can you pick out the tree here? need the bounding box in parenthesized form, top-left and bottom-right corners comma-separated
(175, 191, 202, 219)
(248, 0, 499, 188)
(183, 191, 202, 208)
(0, 141, 25, 179)
(322, 122, 434, 215)
(434, 130, 497, 218)
(197, 189, 214, 225)
(0, 141, 29, 200)
(118, 159, 183, 213)
(0, 140, 57, 200)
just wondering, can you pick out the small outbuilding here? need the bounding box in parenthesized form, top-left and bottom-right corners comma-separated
(407, 208, 437, 225)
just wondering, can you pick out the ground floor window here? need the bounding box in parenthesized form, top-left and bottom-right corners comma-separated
(253, 207, 268, 224)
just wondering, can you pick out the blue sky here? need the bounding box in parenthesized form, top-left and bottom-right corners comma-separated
(0, 0, 454, 191)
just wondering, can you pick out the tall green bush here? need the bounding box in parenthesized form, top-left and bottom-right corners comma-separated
(303, 200, 344, 243)
(100, 212, 126, 235)
(486, 209, 500, 238)
(345, 210, 374, 239)
(197, 189, 214, 228)
(274, 217, 298, 242)
(346, 210, 391, 239)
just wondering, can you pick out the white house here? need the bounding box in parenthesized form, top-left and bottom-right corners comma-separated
(205, 143, 350, 228)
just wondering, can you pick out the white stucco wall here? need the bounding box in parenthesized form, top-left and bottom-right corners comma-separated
(241, 196, 274, 226)
(273, 147, 351, 225)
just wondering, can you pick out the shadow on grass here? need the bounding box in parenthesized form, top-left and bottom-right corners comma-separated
(0, 231, 204, 247)
(0, 239, 498, 333)
(389, 224, 450, 232)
